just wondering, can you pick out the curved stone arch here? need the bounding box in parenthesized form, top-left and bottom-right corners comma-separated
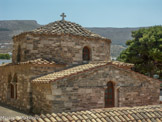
(107, 80, 116, 85)
(13, 73, 18, 83)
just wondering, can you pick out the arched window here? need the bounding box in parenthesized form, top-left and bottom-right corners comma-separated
(10, 84, 15, 99)
(8, 74, 18, 99)
(105, 81, 114, 107)
(83, 46, 90, 61)
(13, 74, 17, 99)
(10, 83, 17, 99)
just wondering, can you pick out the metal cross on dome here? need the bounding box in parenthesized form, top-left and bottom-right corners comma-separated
(60, 13, 66, 21)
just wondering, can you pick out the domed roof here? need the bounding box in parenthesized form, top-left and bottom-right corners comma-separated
(32, 20, 106, 39)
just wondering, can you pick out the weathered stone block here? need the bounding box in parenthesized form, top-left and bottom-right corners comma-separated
(52, 89, 62, 95)
(46, 95, 55, 100)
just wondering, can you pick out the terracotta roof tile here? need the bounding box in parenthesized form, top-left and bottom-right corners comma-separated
(20, 58, 56, 65)
(55, 116, 62, 121)
(105, 117, 113, 122)
(111, 61, 134, 69)
(32, 20, 105, 38)
(100, 117, 107, 122)
(118, 115, 126, 121)
(82, 114, 89, 120)
(49, 116, 57, 122)
(32, 61, 135, 84)
(96, 118, 102, 122)
(31, 60, 161, 84)
(32, 62, 107, 83)
(110, 116, 117, 121)
(66, 115, 74, 121)
(14, 20, 111, 42)
(100, 112, 107, 118)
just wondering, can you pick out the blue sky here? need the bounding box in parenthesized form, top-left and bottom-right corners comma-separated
(0, 0, 162, 27)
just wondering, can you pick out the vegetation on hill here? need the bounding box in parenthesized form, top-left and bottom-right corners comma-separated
(117, 26, 162, 78)
(0, 54, 11, 59)
(111, 45, 126, 58)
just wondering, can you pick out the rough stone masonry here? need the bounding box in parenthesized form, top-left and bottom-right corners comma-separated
(0, 17, 160, 114)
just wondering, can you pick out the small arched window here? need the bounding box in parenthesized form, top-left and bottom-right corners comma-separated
(10, 83, 17, 99)
(8, 74, 18, 99)
(83, 46, 90, 61)
(10, 84, 15, 99)
(105, 81, 114, 107)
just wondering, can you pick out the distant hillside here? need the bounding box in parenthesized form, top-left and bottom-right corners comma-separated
(0, 20, 141, 57)
(87, 27, 140, 46)
(0, 20, 41, 43)
(87, 27, 141, 57)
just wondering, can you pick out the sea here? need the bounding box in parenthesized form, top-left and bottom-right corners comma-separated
(0, 59, 12, 65)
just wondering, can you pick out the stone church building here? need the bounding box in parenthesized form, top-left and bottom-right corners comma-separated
(0, 15, 160, 114)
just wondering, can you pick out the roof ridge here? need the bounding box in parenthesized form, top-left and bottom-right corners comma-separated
(32, 62, 107, 83)
(5, 105, 162, 122)
(29, 20, 107, 39)
(19, 58, 56, 65)
(32, 61, 161, 84)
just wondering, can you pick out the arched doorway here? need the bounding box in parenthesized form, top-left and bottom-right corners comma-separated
(82, 46, 90, 61)
(105, 81, 115, 107)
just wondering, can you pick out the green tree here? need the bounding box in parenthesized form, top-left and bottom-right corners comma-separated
(117, 26, 162, 78)
(0, 54, 11, 59)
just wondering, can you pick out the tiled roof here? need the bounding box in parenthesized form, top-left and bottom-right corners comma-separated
(32, 62, 107, 83)
(32, 61, 134, 83)
(31, 20, 107, 39)
(19, 58, 56, 65)
(6, 105, 162, 122)
(0, 59, 58, 68)
(111, 61, 134, 69)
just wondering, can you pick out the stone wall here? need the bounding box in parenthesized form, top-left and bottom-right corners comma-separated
(119, 84, 160, 107)
(12, 34, 110, 65)
(0, 64, 31, 112)
(31, 64, 160, 114)
(0, 63, 65, 113)
(31, 83, 52, 114)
